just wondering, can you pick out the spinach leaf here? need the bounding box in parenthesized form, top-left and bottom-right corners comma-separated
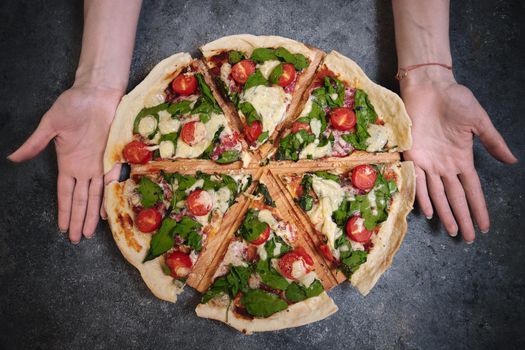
(243, 69, 268, 91)
(250, 48, 278, 63)
(301, 174, 313, 193)
(167, 100, 192, 115)
(275, 129, 315, 161)
(228, 50, 245, 64)
(341, 89, 378, 150)
(173, 217, 203, 252)
(298, 194, 314, 211)
(144, 218, 177, 262)
(340, 250, 367, 277)
(239, 101, 262, 125)
(264, 236, 291, 259)
(274, 47, 309, 70)
(285, 279, 323, 302)
(200, 126, 224, 160)
(172, 173, 197, 191)
(201, 265, 252, 303)
(254, 183, 275, 207)
(222, 174, 240, 196)
(201, 276, 229, 303)
(195, 73, 222, 113)
(324, 77, 345, 108)
(159, 132, 178, 147)
(238, 209, 268, 242)
(241, 289, 288, 317)
(313, 171, 340, 183)
(138, 177, 163, 208)
(216, 150, 241, 164)
(257, 131, 269, 144)
(133, 103, 169, 134)
(296, 101, 327, 135)
(269, 63, 283, 85)
(255, 259, 289, 291)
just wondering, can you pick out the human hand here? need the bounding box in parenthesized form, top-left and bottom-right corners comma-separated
(401, 68, 517, 243)
(8, 84, 123, 243)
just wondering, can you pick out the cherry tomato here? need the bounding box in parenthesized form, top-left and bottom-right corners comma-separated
(346, 216, 373, 243)
(171, 74, 197, 95)
(329, 107, 356, 131)
(244, 121, 263, 143)
(165, 251, 193, 279)
(278, 63, 296, 87)
(231, 59, 256, 84)
(351, 164, 377, 191)
(180, 121, 206, 146)
(123, 141, 152, 164)
(186, 189, 213, 216)
(250, 224, 270, 246)
(319, 243, 335, 262)
(278, 247, 314, 280)
(291, 121, 310, 134)
(135, 208, 162, 233)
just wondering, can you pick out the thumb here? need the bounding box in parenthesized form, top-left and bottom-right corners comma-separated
(474, 106, 517, 164)
(8, 116, 56, 162)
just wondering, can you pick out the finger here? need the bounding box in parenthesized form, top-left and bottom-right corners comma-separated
(427, 174, 458, 236)
(8, 116, 56, 162)
(68, 179, 90, 244)
(442, 175, 476, 243)
(83, 176, 103, 238)
(414, 166, 433, 219)
(459, 170, 490, 233)
(57, 174, 75, 232)
(101, 163, 122, 219)
(474, 107, 517, 164)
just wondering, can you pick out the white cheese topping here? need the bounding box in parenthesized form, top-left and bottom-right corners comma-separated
(212, 187, 231, 214)
(298, 271, 317, 288)
(366, 124, 389, 152)
(144, 91, 166, 108)
(220, 63, 232, 83)
(175, 113, 228, 158)
(257, 244, 268, 261)
(213, 240, 248, 278)
(185, 179, 204, 194)
(257, 60, 281, 80)
(310, 118, 322, 138)
(273, 242, 282, 257)
(138, 115, 157, 138)
(158, 140, 175, 158)
(158, 112, 180, 135)
(241, 85, 290, 138)
(299, 140, 332, 159)
(330, 93, 338, 101)
(299, 97, 313, 117)
(291, 260, 307, 279)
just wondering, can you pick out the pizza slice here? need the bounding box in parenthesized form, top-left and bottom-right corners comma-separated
(104, 53, 250, 175)
(195, 172, 337, 334)
(200, 35, 324, 158)
(277, 161, 415, 295)
(273, 51, 412, 161)
(104, 169, 253, 302)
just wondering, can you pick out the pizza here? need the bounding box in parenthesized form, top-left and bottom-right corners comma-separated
(103, 35, 415, 333)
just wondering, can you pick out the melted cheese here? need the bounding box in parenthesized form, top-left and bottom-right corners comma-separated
(185, 179, 204, 194)
(299, 140, 332, 159)
(138, 115, 157, 138)
(220, 63, 232, 83)
(299, 97, 313, 117)
(158, 140, 175, 158)
(158, 111, 180, 134)
(144, 91, 166, 108)
(310, 118, 321, 138)
(258, 60, 281, 80)
(298, 271, 317, 288)
(175, 113, 228, 158)
(242, 85, 290, 137)
(212, 187, 231, 213)
(291, 260, 307, 279)
(258, 209, 278, 229)
(257, 244, 268, 261)
(213, 240, 248, 278)
(366, 124, 389, 152)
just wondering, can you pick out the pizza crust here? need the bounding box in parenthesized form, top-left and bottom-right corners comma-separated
(349, 161, 416, 295)
(195, 291, 337, 334)
(105, 181, 184, 302)
(322, 51, 412, 152)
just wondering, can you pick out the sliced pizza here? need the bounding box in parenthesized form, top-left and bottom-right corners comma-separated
(105, 169, 253, 302)
(104, 53, 249, 175)
(196, 172, 337, 334)
(200, 35, 324, 159)
(273, 51, 412, 161)
(277, 161, 415, 295)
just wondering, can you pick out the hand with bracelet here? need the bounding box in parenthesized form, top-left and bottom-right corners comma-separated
(8, 0, 142, 244)
(392, 0, 517, 242)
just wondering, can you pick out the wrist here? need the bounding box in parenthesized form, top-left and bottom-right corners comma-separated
(73, 64, 128, 94)
(399, 65, 456, 89)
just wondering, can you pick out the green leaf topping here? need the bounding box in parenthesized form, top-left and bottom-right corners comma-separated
(144, 218, 177, 262)
(238, 209, 268, 242)
(243, 69, 268, 91)
(228, 50, 245, 65)
(138, 177, 163, 208)
(285, 279, 324, 302)
(254, 183, 275, 207)
(241, 289, 288, 318)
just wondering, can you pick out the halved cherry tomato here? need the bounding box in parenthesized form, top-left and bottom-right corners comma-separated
(295, 183, 304, 197)
(346, 216, 373, 243)
(171, 74, 197, 95)
(180, 121, 206, 146)
(231, 59, 256, 84)
(165, 251, 193, 279)
(250, 224, 270, 245)
(351, 164, 377, 191)
(319, 243, 335, 262)
(244, 121, 263, 143)
(136, 208, 162, 233)
(291, 121, 310, 134)
(330, 107, 356, 131)
(123, 141, 152, 164)
(278, 247, 314, 280)
(278, 63, 296, 87)
(186, 189, 213, 216)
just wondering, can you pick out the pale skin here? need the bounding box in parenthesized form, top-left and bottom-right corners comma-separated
(9, 0, 516, 244)
(8, 0, 142, 243)
(393, 0, 517, 242)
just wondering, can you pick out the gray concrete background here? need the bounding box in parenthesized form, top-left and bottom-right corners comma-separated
(1, 0, 524, 349)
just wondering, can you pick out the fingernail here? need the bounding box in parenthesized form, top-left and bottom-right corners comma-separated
(59, 228, 67, 234)
(481, 229, 489, 234)
(71, 240, 80, 245)
(466, 240, 474, 245)
(84, 233, 94, 239)
(426, 215, 433, 220)
(101, 216, 107, 221)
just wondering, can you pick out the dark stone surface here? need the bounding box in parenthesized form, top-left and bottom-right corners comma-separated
(1, 0, 524, 349)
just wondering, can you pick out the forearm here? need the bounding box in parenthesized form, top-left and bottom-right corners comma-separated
(392, 0, 454, 84)
(74, 0, 142, 93)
